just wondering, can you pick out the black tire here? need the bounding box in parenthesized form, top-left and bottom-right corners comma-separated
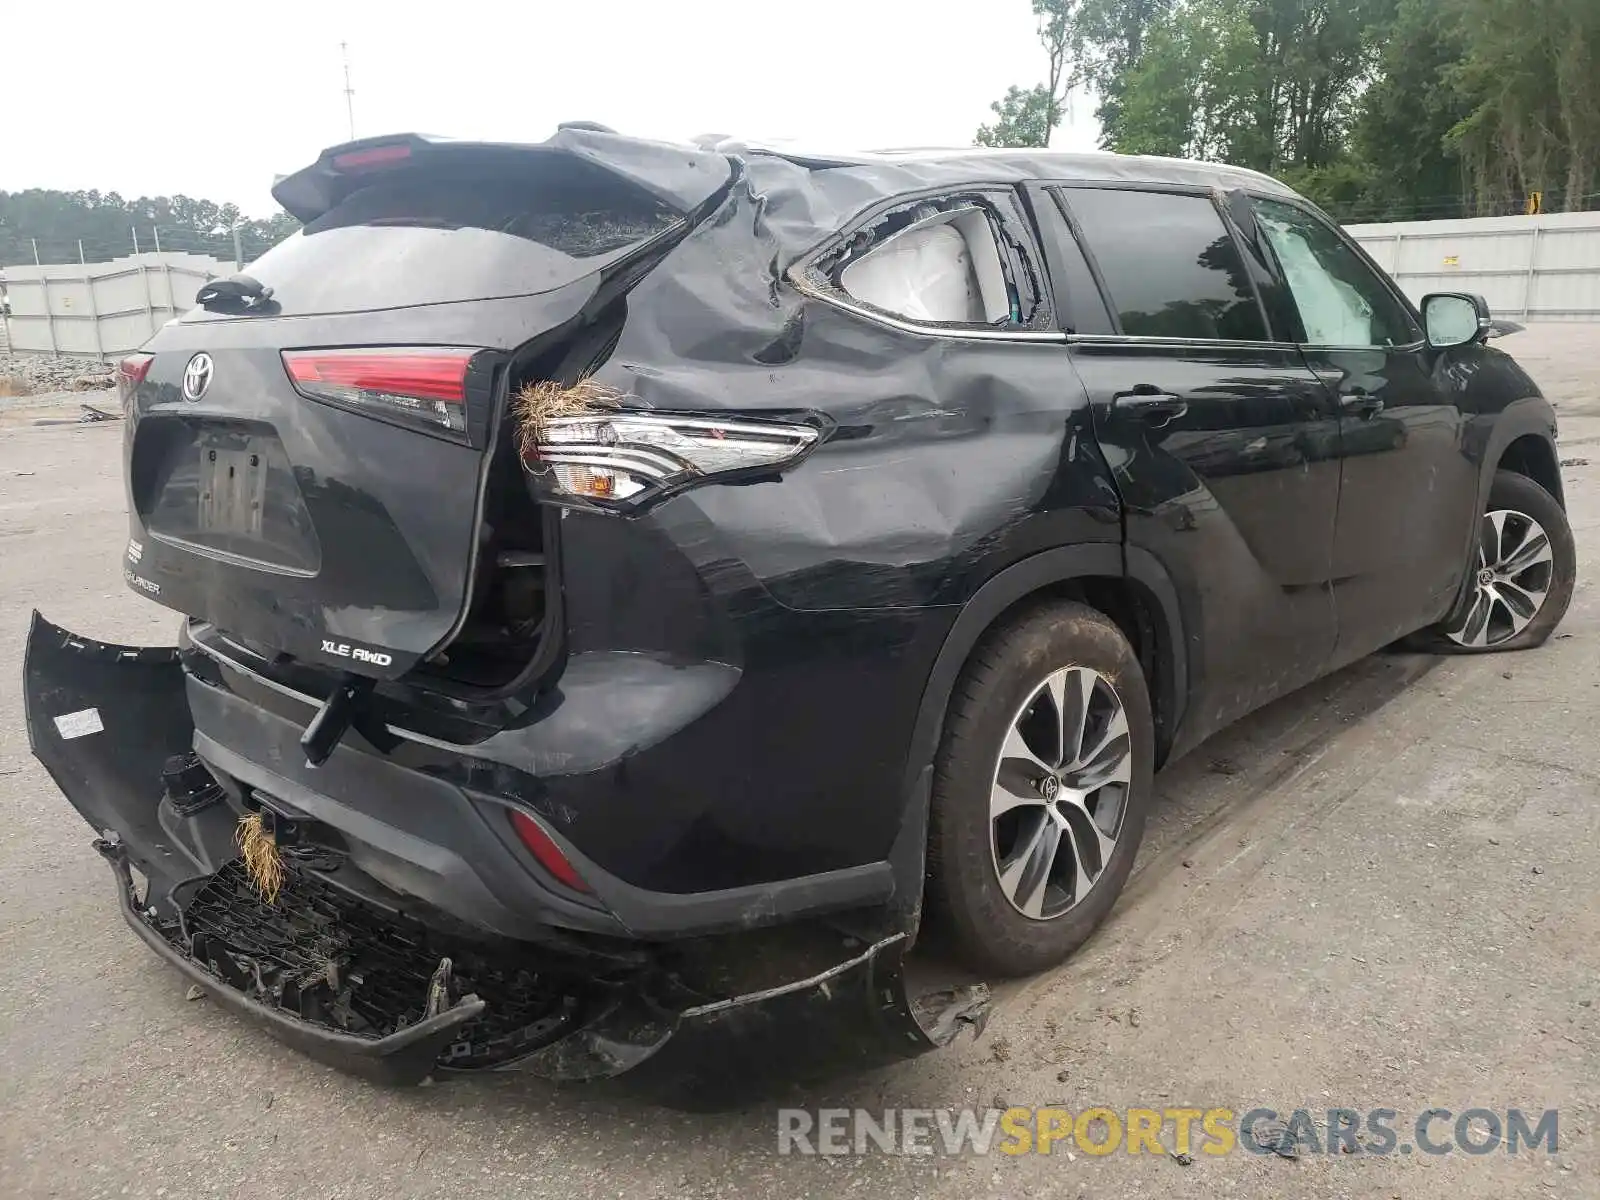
(1427, 469, 1576, 653)
(927, 601, 1155, 978)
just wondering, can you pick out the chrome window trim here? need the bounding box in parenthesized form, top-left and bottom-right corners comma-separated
(1063, 332, 1430, 353)
(1064, 333, 1297, 351)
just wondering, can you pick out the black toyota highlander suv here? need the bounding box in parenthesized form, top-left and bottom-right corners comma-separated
(25, 126, 1574, 1085)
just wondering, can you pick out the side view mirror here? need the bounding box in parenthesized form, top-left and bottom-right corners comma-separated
(1422, 292, 1492, 349)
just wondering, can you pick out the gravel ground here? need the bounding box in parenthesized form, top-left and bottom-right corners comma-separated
(0, 353, 114, 395)
(0, 388, 118, 429)
(0, 325, 1597, 1199)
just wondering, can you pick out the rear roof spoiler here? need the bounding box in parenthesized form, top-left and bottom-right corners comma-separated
(271, 128, 735, 224)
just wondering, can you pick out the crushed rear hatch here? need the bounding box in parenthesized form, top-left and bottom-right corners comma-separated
(123, 131, 733, 686)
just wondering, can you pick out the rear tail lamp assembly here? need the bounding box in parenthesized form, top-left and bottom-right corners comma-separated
(116, 353, 155, 411)
(281, 347, 491, 444)
(527, 412, 820, 510)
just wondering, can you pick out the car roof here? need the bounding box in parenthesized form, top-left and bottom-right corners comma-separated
(697, 137, 1297, 198)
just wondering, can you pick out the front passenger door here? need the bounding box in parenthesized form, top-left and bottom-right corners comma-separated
(1244, 197, 1479, 662)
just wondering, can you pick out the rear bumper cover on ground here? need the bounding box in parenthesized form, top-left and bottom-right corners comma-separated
(24, 612, 988, 1087)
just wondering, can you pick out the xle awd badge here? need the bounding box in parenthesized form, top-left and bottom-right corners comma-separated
(322, 639, 393, 667)
(182, 353, 213, 401)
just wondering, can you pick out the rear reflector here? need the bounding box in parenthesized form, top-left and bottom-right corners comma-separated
(509, 810, 590, 893)
(331, 143, 413, 171)
(282, 347, 476, 439)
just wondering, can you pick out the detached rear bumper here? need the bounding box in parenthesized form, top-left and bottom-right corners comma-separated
(24, 613, 988, 1087)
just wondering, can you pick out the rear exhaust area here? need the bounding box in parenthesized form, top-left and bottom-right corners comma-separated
(23, 613, 990, 1089)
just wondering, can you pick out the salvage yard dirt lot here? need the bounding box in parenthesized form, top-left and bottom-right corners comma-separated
(2, 325, 1598, 1200)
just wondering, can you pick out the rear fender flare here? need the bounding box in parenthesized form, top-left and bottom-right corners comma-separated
(887, 545, 1187, 918)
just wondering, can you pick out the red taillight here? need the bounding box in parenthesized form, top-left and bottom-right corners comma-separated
(116, 353, 154, 408)
(509, 810, 590, 893)
(281, 347, 477, 439)
(331, 143, 413, 171)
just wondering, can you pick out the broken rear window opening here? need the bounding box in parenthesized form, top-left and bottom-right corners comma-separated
(237, 161, 686, 316)
(800, 192, 1049, 332)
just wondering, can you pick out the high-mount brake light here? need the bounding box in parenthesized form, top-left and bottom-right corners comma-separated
(330, 143, 413, 171)
(281, 348, 477, 439)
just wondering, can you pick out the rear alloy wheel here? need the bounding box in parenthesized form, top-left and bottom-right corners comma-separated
(928, 602, 1154, 978)
(990, 666, 1132, 920)
(1437, 469, 1575, 652)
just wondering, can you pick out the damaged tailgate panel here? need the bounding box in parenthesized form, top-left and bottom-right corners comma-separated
(23, 613, 988, 1089)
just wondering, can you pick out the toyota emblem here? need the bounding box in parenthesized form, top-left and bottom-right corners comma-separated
(182, 353, 214, 401)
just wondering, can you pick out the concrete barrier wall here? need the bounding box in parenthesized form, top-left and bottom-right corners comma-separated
(0, 252, 231, 359)
(1347, 211, 1600, 321)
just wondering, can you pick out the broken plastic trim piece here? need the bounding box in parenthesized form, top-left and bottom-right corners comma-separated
(299, 673, 374, 766)
(26, 612, 994, 1090)
(98, 840, 486, 1086)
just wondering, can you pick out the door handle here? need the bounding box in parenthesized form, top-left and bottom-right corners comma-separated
(1340, 390, 1385, 419)
(1112, 389, 1189, 423)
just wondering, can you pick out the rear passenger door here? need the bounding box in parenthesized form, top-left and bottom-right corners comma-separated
(1034, 182, 1344, 752)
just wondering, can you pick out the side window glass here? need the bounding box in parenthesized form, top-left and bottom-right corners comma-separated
(808, 194, 1046, 330)
(1041, 189, 1115, 335)
(1062, 188, 1267, 341)
(1250, 198, 1420, 348)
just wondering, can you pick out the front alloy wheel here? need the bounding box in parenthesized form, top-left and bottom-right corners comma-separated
(1444, 509, 1554, 647)
(1430, 468, 1575, 655)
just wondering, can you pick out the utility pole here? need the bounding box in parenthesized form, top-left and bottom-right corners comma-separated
(341, 42, 356, 141)
(233, 223, 244, 273)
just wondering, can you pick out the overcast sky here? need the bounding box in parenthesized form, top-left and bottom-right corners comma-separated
(5, 1, 1101, 217)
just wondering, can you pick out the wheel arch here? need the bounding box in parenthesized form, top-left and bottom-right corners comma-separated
(1438, 397, 1565, 631)
(885, 545, 1188, 927)
(1478, 397, 1563, 512)
(901, 545, 1187, 805)
(1497, 431, 1565, 510)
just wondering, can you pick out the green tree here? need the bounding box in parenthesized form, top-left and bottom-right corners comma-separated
(1349, 0, 1472, 220)
(976, 0, 1080, 148)
(1075, 0, 1174, 143)
(1448, 0, 1600, 212)
(976, 85, 1061, 148)
(1102, 0, 1387, 177)
(0, 189, 300, 267)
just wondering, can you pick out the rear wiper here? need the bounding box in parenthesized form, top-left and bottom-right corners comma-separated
(195, 274, 275, 312)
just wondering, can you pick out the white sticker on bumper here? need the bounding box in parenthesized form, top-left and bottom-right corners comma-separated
(54, 708, 104, 739)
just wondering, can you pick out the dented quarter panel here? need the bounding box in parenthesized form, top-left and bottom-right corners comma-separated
(528, 157, 1124, 888)
(588, 156, 1121, 612)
